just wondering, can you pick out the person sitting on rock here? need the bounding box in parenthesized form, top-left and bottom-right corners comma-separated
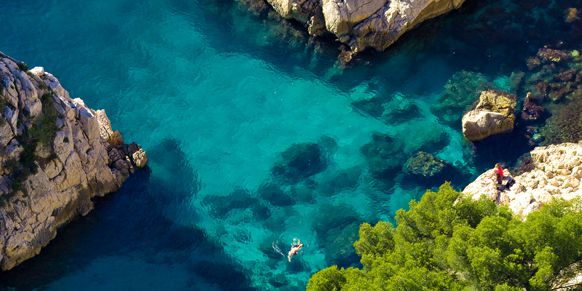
(287, 238, 303, 262)
(493, 163, 515, 191)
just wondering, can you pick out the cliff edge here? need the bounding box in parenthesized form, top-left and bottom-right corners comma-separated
(463, 141, 582, 217)
(254, 0, 464, 55)
(0, 52, 147, 270)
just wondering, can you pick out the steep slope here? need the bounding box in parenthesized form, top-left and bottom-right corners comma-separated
(0, 53, 147, 270)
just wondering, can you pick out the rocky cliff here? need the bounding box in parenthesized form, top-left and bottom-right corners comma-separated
(463, 142, 582, 217)
(254, 0, 464, 54)
(462, 90, 517, 141)
(0, 52, 147, 271)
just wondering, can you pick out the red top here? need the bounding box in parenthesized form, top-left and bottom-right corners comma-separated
(496, 167, 504, 178)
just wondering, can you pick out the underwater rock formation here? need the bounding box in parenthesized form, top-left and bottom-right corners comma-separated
(380, 93, 421, 123)
(272, 142, 327, 184)
(463, 142, 582, 217)
(248, 0, 465, 55)
(0, 53, 147, 270)
(202, 188, 271, 220)
(360, 132, 405, 179)
(403, 151, 447, 178)
(520, 47, 582, 145)
(258, 182, 296, 206)
(525, 48, 582, 103)
(352, 92, 421, 123)
(312, 204, 360, 266)
(539, 98, 582, 145)
(431, 71, 493, 126)
(462, 90, 517, 141)
(521, 92, 544, 122)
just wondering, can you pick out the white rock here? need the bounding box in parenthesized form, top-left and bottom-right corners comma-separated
(262, 0, 465, 53)
(463, 142, 582, 218)
(29, 66, 45, 76)
(0, 52, 147, 271)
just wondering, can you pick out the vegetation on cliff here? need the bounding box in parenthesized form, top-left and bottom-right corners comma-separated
(1, 91, 59, 197)
(307, 184, 582, 290)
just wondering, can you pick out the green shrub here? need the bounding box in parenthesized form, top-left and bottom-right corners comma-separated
(28, 93, 59, 147)
(4, 92, 59, 196)
(308, 183, 582, 290)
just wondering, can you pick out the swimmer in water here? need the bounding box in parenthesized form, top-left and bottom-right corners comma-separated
(287, 239, 303, 262)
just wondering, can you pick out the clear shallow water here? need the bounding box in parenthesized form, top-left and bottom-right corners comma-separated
(0, 0, 579, 289)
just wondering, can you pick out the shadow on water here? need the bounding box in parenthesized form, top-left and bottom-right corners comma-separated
(146, 138, 201, 223)
(0, 139, 255, 291)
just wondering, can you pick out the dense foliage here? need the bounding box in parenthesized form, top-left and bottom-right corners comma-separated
(307, 184, 582, 290)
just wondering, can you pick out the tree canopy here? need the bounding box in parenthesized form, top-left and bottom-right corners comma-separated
(307, 183, 582, 290)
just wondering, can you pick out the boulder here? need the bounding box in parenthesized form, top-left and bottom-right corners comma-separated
(463, 142, 582, 217)
(132, 148, 148, 168)
(258, 0, 465, 56)
(462, 90, 517, 141)
(321, 0, 465, 52)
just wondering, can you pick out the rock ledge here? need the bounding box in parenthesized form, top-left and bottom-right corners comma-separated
(463, 141, 581, 217)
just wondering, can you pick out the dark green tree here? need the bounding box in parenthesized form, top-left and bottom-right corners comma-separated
(308, 183, 582, 290)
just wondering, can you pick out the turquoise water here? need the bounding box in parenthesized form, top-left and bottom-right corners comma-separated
(0, 0, 579, 289)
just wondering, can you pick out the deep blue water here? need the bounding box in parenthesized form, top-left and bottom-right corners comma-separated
(0, 0, 579, 289)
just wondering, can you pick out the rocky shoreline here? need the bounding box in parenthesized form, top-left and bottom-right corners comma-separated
(463, 141, 582, 217)
(242, 0, 465, 62)
(0, 53, 147, 271)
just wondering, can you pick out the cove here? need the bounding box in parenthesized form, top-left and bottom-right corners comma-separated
(0, 0, 579, 289)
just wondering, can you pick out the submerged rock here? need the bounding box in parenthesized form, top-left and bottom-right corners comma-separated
(360, 132, 405, 179)
(258, 182, 296, 206)
(463, 142, 582, 217)
(381, 93, 422, 123)
(462, 90, 517, 141)
(520, 92, 544, 122)
(272, 142, 327, 184)
(404, 151, 447, 178)
(312, 204, 360, 266)
(431, 71, 493, 126)
(202, 188, 259, 218)
(251, 0, 465, 58)
(524, 48, 582, 103)
(317, 166, 362, 196)
(539, 98, 582, 145)
(0, 53, 147, 270)
(519, 47, 582, 145)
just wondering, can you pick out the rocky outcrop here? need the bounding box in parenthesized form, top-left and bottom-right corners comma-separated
(463, 142, 582, 217)
(0, 52, 147, 271)
(552, 261, 582, 291)
(254, 0, 465, 54)
(462, 90, 517, 141)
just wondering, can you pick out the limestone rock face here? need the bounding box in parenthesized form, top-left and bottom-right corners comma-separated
(0, 52, 147, 271)
(462, 90, 517, 141)
(463, 142, 582, 217)
(260, 0, 465, 52)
